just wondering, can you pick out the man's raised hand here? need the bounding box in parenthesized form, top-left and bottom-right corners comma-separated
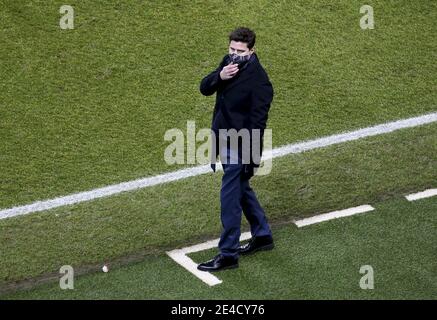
(220, 62, 239, 80)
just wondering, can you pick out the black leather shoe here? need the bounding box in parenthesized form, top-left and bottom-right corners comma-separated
(197, 255, 238, 272)
(238, 235, 274, 256)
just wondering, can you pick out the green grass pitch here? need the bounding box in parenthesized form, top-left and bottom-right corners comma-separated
(0, 0, 436, 299)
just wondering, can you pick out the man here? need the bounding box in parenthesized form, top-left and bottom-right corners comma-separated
(197, 27, 274, 272)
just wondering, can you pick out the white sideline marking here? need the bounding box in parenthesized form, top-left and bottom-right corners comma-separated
(266, 112, 437, 160)
(1, 112, 436, 220)
(294, 205, 375, 227)
(166, 232, 251, 286)
(405, 189, 437, 201)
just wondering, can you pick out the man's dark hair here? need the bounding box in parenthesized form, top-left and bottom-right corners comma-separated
(229, 27, 256, 49)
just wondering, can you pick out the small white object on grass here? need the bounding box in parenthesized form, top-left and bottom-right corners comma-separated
(102, 265, 109, 273)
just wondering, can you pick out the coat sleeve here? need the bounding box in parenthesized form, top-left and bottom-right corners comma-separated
(249, 79, 274, 130)
(199, 56, 227, 96)
(247, 79, 274, 168)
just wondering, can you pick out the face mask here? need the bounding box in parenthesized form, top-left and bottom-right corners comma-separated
(228, 52, 251, 68)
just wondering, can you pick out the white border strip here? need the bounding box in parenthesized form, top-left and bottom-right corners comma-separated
(166, 232, 251, 286)
(294, 205, 375, 228)
(1, 112, 436, 220)
(405, 188, 437, 201)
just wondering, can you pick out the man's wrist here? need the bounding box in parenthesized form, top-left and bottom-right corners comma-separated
(218, 70, 224, 81)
